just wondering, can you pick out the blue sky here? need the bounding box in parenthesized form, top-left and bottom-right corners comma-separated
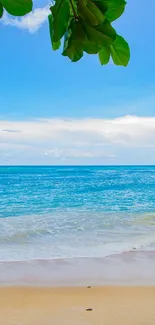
(0, 0, 155, 165)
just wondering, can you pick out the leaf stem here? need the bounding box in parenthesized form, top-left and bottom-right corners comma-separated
(69, 0, 78, 20)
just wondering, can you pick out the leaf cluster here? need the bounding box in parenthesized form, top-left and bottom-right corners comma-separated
(0, 0, 130, 66)
(48, 0, 130, 65)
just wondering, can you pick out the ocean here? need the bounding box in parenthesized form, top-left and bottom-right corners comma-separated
(0, 165, 155, 285)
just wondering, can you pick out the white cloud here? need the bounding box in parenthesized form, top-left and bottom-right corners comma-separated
(1, 6, 50, 33)
(44, 148, 113, 159)
(0, 116, 155, 165)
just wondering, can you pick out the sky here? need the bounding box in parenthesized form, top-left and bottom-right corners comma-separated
(0, 0, 155, 165)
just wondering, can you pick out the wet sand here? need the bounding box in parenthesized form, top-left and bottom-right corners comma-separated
(1, 252, 155, 286)
(1, 286, 155, 325)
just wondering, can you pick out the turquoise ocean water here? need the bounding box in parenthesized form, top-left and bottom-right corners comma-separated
(0, 165, 155, 264)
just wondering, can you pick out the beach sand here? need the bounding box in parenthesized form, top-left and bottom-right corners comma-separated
(1, 286, 155, 325)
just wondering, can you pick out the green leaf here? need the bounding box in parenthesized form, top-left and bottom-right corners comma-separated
(70, 20, 87, 43)
(78, 0, 99, 26)
(62, 21, 85, 62)
(52, 40, 61, 50)
(50, 0, 70, 42)
(87, 1, 105, 24)
(48, 14, 61, 51)
(94, 0, 126, 22)
(96, 19, 116, 41)
(84, 41, 101, 54)
(78, 0, 105, 26)
(99, 46, 110, 64)
(63, 39, 83, 62)
(92, 0, 107, 14)
(1, 0, 32, 16)
(110, 35, 130, 66)
(0, 2, 3, 18)
(83, 19, 116, 50)
(105, 0, 126, 22)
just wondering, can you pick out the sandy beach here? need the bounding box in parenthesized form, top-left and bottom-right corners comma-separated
(1, 286, 155, 325)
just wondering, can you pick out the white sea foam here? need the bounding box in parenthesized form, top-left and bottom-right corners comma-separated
(0, 212, 155, 262)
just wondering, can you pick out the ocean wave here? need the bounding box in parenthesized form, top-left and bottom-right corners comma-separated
(0, 228, 53, 244)
(1, 213, 155, 261)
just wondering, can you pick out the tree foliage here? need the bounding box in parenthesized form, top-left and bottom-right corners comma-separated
(0, 0, 130, 66)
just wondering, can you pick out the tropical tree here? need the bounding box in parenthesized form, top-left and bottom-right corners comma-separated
(0, 0, 130, 66)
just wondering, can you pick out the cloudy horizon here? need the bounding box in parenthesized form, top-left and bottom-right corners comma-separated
(0, 115, 155, 165)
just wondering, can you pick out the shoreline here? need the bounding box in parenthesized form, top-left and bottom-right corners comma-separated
(1, 286, 155, 325)
(1, 251, 155, 286)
